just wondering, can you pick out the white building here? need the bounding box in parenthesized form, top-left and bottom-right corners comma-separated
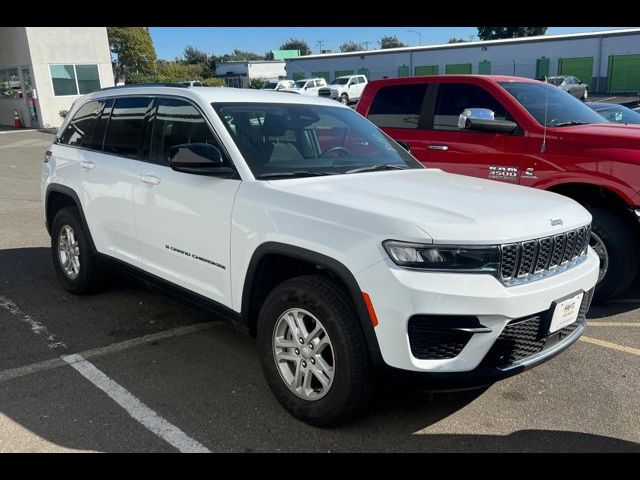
(0, 27, 114, 128)
(216, 60, 286, 88)
(285, 28, 640, 94)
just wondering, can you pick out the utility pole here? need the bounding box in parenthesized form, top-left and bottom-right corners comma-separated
(362, 40, 372, 50)
(407, 30, 422, 46)
(317, 40, 325, 53)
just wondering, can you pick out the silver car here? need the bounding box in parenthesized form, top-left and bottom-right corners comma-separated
(547, 76, 588, 101)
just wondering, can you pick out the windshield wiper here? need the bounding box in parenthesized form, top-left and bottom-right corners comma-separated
(346, 164, 409, 174)
(551, 121, 592, 127)
(256, 171, 334, 179)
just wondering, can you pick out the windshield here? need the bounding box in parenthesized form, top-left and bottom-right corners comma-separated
(330, 78, 349, 85)
(499, 81, 606, 127)
(547, 77, 564, 86)
(294, 81, 307, 88)
(262, 83, 279, 89)
(213, 102, 423, 179)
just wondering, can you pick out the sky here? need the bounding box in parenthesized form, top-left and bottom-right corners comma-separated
(149, 27, 626, 60)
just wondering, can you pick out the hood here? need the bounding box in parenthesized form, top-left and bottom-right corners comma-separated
(269, 169, 591, 244)
(554, 123, 640, 150)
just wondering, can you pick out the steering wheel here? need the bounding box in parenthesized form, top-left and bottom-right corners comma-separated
(320, 146, 349, 158)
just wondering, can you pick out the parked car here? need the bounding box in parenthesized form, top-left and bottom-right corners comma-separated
(43, 85, 598, 426)
(318, 75, 368, 105)
(586, 102, 640, 125)
(178, 80, 203, 87)
(546, 75, 589, 100)
(261, 79, 296, 91)
(357, 75, 640, 302)
(281, 78, 327, 96)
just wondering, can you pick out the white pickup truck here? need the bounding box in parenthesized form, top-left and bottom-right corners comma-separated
(318, 74, 368, 105)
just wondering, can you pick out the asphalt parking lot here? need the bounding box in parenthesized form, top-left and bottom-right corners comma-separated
(1, 129, 639, 452)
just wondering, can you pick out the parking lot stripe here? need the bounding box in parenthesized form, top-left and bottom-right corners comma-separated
(587, 322, 640, 327)
(0, 322, 217, 384)
(0, 358, 67, 384)
(0, 296, 67, 350)
(580, 336, 640, 357)
(62, 354, 211, 453)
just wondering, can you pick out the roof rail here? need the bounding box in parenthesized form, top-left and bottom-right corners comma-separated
(100, 83, 189, 91)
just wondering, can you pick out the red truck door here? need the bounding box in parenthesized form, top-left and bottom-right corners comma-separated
(418, 82, 527, 183)
(364, 80, 527, 184)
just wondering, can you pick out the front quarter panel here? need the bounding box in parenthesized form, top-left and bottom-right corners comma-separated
(229, 180, 432, 312)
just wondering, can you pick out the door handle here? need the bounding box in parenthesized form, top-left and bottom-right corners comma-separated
(80, 161, 95, 170)
(139, 174, 161, 186)
(428, 145, 449, 151)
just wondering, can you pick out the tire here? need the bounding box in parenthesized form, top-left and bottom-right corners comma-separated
(51, 206, 103, 294)
(257, 274, 372, 427)
(587, 206, 639, 302)
(340, 93, 349, 105)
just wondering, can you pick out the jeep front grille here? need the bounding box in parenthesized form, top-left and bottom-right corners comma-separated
(500, 224, 591, 285)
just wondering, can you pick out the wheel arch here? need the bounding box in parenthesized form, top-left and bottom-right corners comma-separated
(45, 184, 97, 253)
(241, 242, 383, 369)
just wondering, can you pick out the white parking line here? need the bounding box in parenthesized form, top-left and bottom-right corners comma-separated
(0, 296, 67, 350)
(63, 354, 211, 453)
(0, 322, 216, 384)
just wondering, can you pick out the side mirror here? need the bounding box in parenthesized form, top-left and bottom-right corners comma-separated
(458, 108, 518, 134)
(396, 141, 411, 153)
(169, 143, 234, 176)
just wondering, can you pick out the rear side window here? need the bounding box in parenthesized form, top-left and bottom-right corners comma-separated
(103, 97, 154, 157)
(58, 100, 102, 147)
(367, 84, 428, 129)
(434, 83, 509, 130)
(148, 98, 219, 165)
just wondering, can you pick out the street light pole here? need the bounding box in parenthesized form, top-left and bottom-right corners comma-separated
(407, 30, 422, 46)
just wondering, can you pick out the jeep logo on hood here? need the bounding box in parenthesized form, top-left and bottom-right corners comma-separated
(550, 219, 564, 226)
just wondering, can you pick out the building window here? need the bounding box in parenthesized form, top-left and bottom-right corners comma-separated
(0, 68, 21, 99)
(50, 64, 101, 96)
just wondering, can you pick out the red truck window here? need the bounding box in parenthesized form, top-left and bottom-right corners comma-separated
(367, 84, 428, 129)
(434, 83, 510, 130)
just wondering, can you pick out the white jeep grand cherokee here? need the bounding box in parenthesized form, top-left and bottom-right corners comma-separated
(42, 85, 599, 426)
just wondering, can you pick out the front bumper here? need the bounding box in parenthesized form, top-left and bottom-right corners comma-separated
(356, 248, 599, 375)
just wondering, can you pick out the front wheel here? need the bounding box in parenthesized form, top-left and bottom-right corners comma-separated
(588, 206, 639, 302)
(340, 93, 349, 105)
(257, 275, 372, 427)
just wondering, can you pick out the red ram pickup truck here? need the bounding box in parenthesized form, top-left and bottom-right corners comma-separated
(356, 75, 640, 302)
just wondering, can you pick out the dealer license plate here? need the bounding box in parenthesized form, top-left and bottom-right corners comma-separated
(549, 292, 584, 333)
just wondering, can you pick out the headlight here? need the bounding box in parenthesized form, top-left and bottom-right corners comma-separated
(383, 240, 500, 272)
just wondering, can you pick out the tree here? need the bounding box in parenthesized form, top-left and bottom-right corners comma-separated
(477, 27, 548, 41)
(378, 36, 406, 49)
(340, 41, 364, 52)
(183, 45, 209, 65)
(448, 37, 467, 43)
(280, 38, 311, 56)
(107, 27, 157, 81)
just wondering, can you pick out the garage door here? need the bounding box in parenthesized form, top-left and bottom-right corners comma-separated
(335, 70, 354, 79)
(607, 54, 640, 93)
(293, 72, 305, 81)
(557, 57, 594, 89)
(445, 63, 472, 74)
(478, 61, 491, 75)
(536, 57, 550, 79)
(415, 65, 439, 76)
(312, 71, 330, 82)
(398, 65, 410, 77)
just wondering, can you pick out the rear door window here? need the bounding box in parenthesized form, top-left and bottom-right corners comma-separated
(103, 97, 154, 158)
(367, 84, 428, 129)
